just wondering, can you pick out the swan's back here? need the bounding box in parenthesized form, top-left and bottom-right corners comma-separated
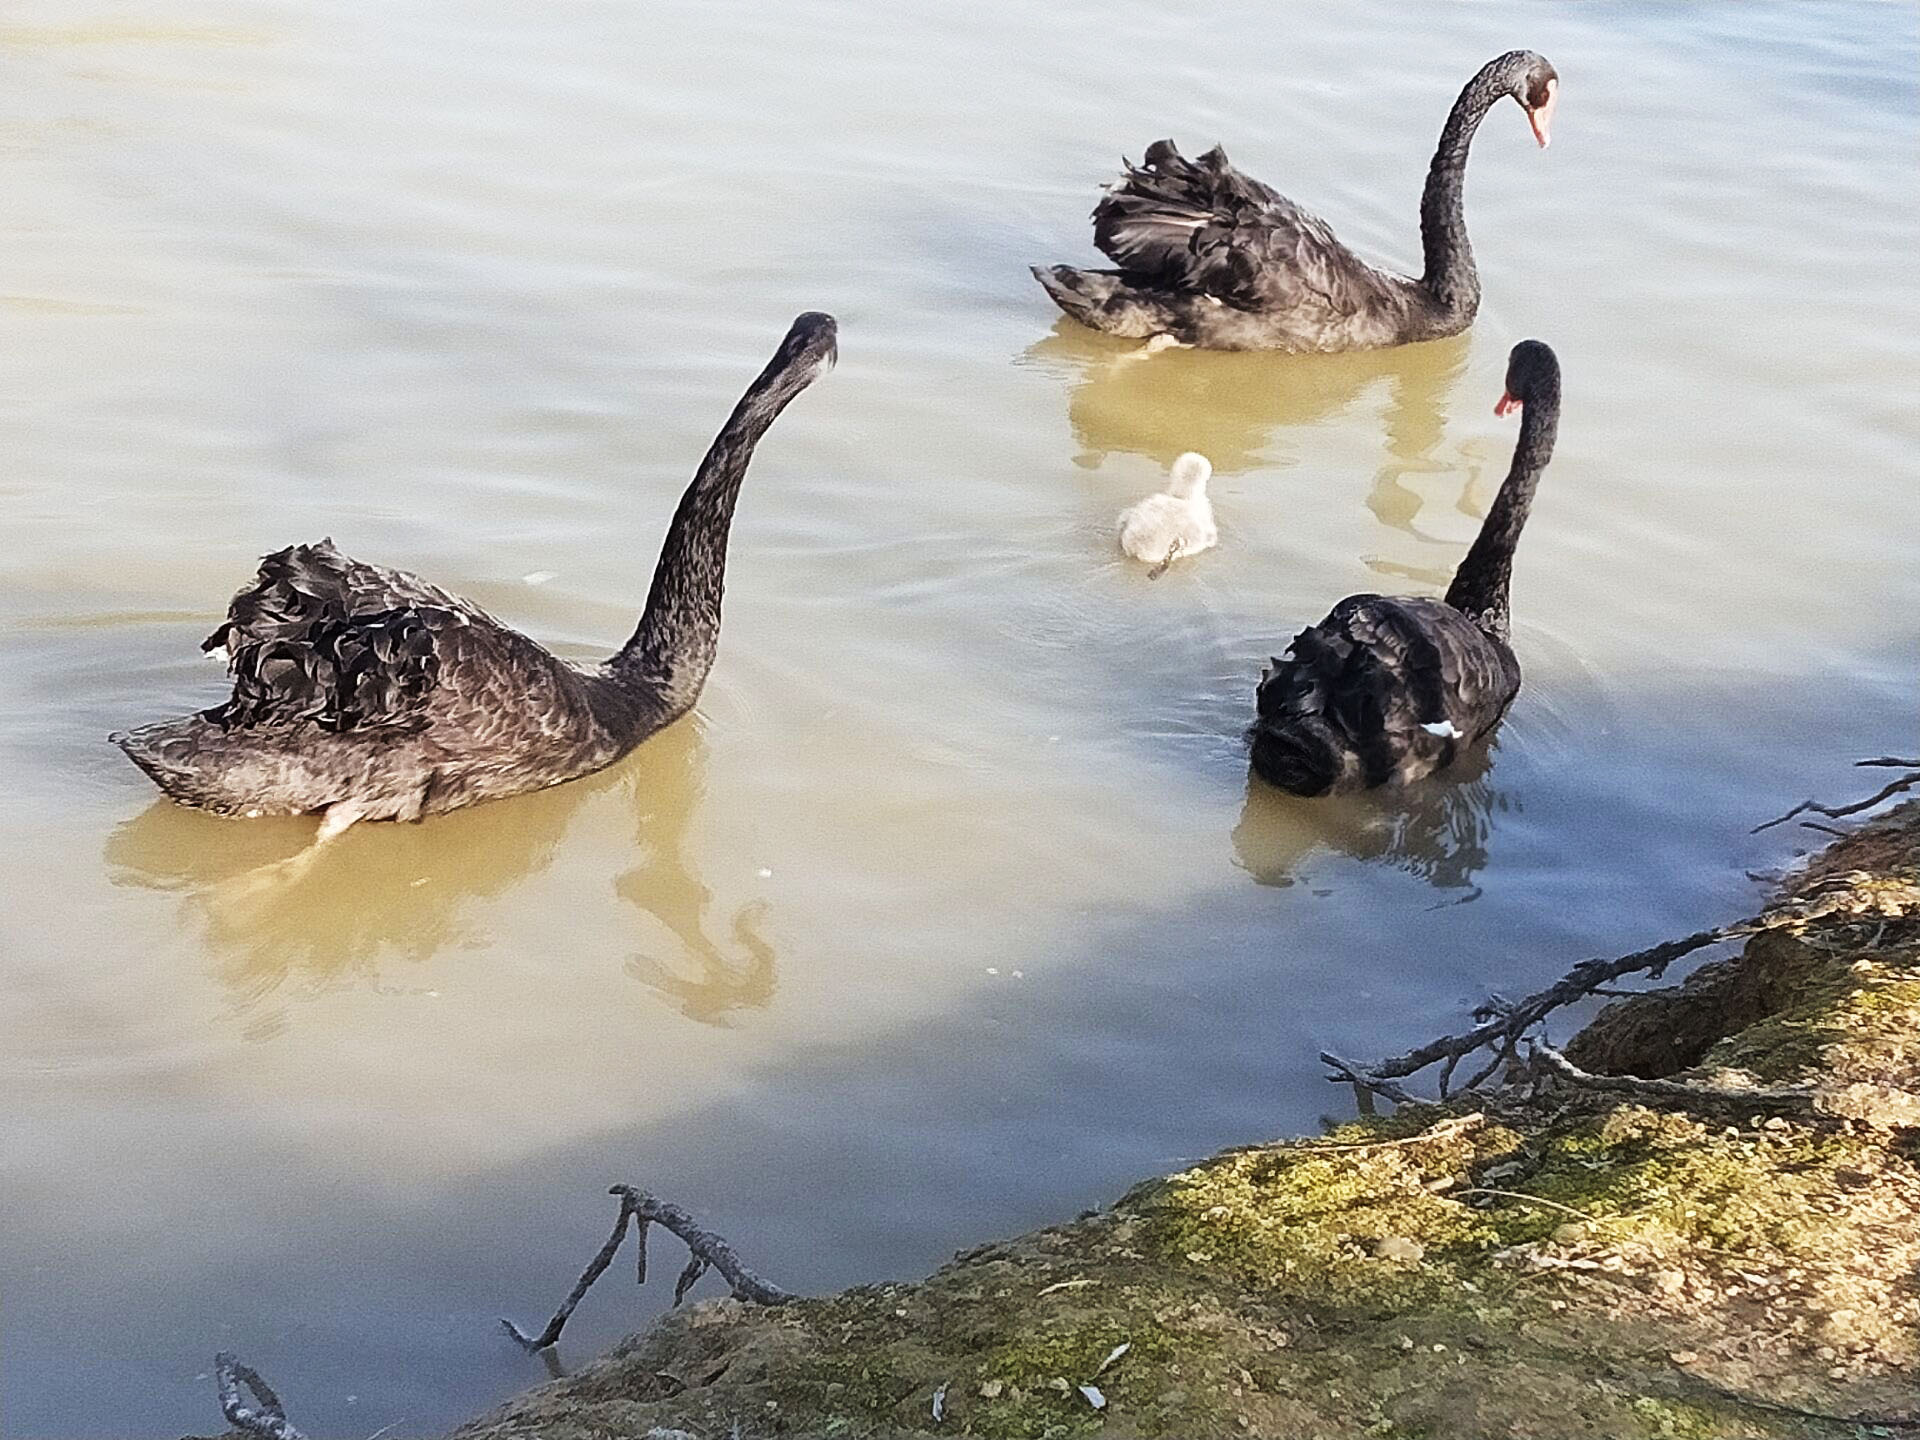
(1249, 595, 1518, 796)
(113, 540, 638, 819)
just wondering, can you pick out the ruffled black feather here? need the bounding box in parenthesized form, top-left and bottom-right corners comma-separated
(200, 543, 445, 733)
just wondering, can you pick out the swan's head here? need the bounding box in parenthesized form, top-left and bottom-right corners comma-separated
(1168, 451, 1212, 499)
(1495, 339, 1559, 417)
(1505, 52, 1558, 149)
(776, 311, 839, 383)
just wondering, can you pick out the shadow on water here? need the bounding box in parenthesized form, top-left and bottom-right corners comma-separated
(101, 719, 779, 1023)
(33, 644, 1916, 1438)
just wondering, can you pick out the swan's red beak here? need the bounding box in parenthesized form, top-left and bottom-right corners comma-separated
(1495, 392, 1521, 418)
(1527, 79, 1557, 149)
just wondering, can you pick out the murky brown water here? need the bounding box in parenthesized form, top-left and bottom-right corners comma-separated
(3, 1, 1916, 1432)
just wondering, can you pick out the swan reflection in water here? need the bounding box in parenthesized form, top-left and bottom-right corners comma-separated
(103, 720, 776, 1021)
(1023, 323, 1471, 578)
(1232, 745, 1507, 895)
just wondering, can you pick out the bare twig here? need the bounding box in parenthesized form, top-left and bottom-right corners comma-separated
(503, 1185, 793, 1353)
(214, 1353, 306, 1440)
(1296, 1112, 1486, 1153)
(1320, 1052, 1422, 1108)
(1322, 925, 1742, 1103)
(1680, 1373, 1920, 1430)
(1456, 1187, 1598, 1222)
(1754, 760, 1920, 834)
(500, 1191, 639, 1351)
(1529, 1043, 1815, 1116)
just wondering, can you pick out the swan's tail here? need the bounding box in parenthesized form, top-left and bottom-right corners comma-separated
(1030, 265, 1171, 339)
(112, 718, 235, 811)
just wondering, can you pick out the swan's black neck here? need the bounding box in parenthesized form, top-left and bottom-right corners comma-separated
(609, 342, 822, 724)
(1443, 376, 1559, 641)
(1418, 57, 1518, 323)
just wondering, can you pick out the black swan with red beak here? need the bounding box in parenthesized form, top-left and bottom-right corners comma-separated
(1033, 52, 1558, 352)
(1249, 339, 1562, 793)
(113, 313, 838, 840)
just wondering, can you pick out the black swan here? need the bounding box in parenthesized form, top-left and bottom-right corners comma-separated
(1032, 51, 1557, 352)
(113, 312, 838, 841)
(1248, 339, 1560, 794)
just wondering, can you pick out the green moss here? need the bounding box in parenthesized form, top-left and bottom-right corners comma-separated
(1629, 1395, 1746, 1439)
(1133, 1119, 1528, 1311)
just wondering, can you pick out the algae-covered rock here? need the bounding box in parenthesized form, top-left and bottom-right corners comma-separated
(453, 806, 1920, 1440)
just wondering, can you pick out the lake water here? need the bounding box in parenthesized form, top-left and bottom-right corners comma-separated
(3, 1, 1915, 1433)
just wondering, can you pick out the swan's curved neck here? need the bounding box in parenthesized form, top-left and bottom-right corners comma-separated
(609, 350, 817, 721)
(1443, 378, 1559, 640)
(1418, 61, 1512, 320)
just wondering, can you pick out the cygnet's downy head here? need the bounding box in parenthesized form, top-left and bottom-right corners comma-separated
(1167, 451, 1212, 499)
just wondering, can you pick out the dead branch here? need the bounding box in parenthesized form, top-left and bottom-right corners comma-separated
(1320, 1051, 1422, 1108)
(1754, 758, 1920, 834)
(1529, 1043, 1815, 1115)
(1322, 924, 1741, 1102)
(1456, 1187, 1600, 1223)
(1680, 1372, 1920, 1430)
(1297, 1112, 1486, 1153)
(213, 1353, 305, 1440)
(503, 1185, 793, 1352)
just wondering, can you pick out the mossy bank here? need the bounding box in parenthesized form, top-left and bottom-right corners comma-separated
(451, 805, 1920, 1440)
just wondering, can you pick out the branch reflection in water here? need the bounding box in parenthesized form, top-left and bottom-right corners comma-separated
(101, 720, 777, 1023)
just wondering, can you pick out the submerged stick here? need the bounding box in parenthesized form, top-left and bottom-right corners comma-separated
(1754, 759, 1920, 834)
(214, 1353, 306, 1440)
(1529, 1043, 1816, 1116)
(1323, 925, 1739, 1103)
(500, 1192, 641, 1352)
(503, 1185, 793, 1353)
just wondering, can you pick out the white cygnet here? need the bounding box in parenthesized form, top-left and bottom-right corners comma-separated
(1117, 452, 1217, 567)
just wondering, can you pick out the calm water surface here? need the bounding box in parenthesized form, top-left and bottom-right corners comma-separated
(3, 1, 1916, 1432)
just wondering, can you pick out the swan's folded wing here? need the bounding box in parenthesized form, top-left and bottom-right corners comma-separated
(209, 605, 448, 733)
(199, 540, 586, 737)
(1092, 141, 1381, 314)
(1323, 597, 1514, 742)
(202, 538, 480, 661)
(206, 600, 594, 743)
